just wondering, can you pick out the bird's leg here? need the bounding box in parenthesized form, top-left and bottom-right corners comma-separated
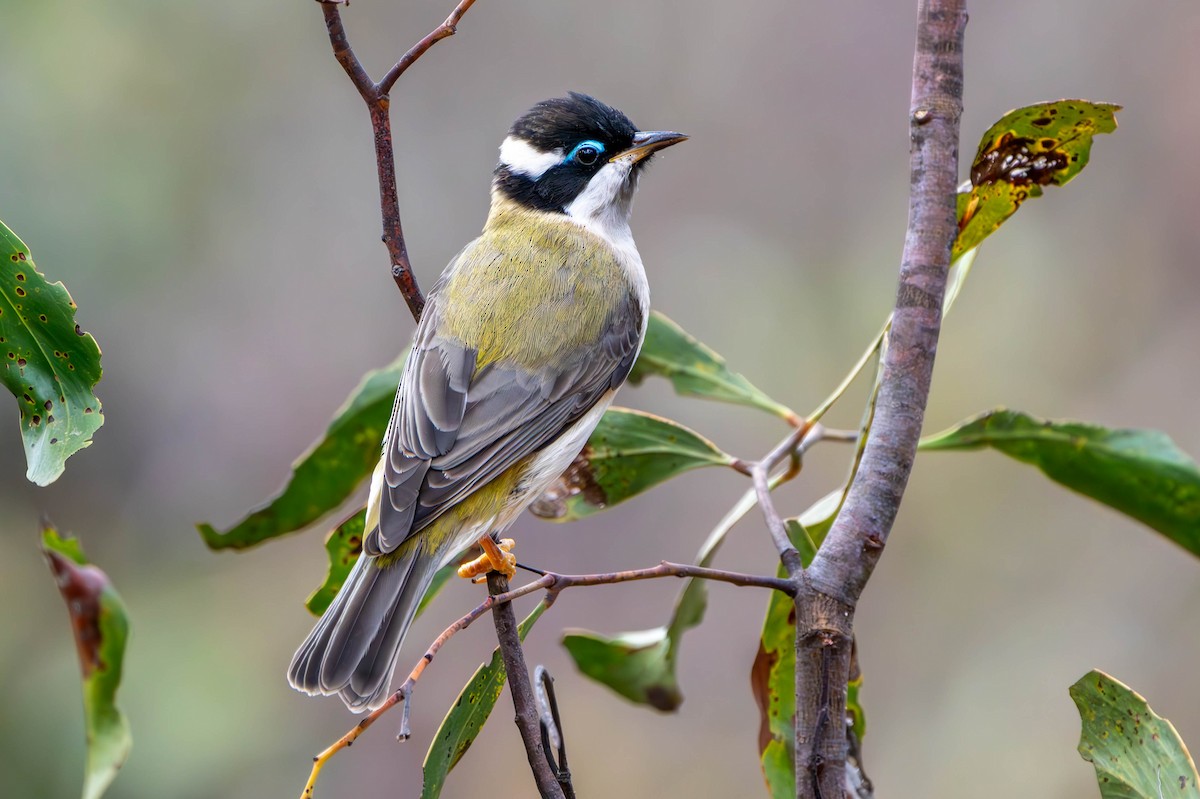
(457, 536, 517, 581)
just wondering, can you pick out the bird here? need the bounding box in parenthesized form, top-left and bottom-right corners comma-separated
(288, 92, 687, 711)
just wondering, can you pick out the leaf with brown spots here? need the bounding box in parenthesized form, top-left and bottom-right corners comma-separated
(954, 100, 1120, 258)
(1071, 670, 1200, 799)
(42, 523, 131, 799)
(529, 407, 735, 522)
(0, 218, 103, 485)
(421, 602, 546, 799)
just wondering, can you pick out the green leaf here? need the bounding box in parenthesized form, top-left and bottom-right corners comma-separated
(630, 311, 799, 424)
(41, 524, 131, 799)
(1071, 670, 1200, 798)
(304, 506, 457, 619)
(954, 100, 1120, 259)
(529, 407, 735, 522)
(1, 218, 103, 486)
(561, 628, 680, 711)
(304, 510, 365, 616)
(751, 521, 818, 799)
(197, 357, 403, 550)
(558, 478, 780, 711)
(421, 602, 547, 799)
(921, 409, 1200, 555)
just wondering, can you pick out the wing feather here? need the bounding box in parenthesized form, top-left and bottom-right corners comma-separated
(364, 237, 645, 557)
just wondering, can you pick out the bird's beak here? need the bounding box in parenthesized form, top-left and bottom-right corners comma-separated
(616, 130, 689, 164)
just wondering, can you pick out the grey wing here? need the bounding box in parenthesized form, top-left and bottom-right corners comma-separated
(364, 290, 644, 557)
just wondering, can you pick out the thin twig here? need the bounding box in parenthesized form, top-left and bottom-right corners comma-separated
(299, 587, 515, 798)
(317, 0, 479, 320)
(298, 557, 790, 797)
(535, 667, 577, 799)
(379, 0, 478, 94)
(748, 421, 824, 577)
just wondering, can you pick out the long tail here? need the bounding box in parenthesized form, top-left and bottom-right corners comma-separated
(288, 539, 441, 712)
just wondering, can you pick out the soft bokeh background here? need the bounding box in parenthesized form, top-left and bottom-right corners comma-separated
(2, 1, 1198, 797)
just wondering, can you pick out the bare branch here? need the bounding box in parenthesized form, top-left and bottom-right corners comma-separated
(809, 0, 966, 613)
(487, 572, 566, 799)
(747, 421, 829, 576)
(544, 561, 795, 601)
(791, 3, 967, 797)
(379, 0, 478, 94)
(318, 4, 375, 103)
(315, 0, 479, 320)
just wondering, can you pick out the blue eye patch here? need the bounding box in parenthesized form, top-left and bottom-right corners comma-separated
(565, 140, 605, 164)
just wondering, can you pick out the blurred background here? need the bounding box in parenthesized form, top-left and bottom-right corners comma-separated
(2, 1, 1198, 797)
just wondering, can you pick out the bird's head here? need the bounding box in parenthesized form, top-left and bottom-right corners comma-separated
(492, 93, 687, 236)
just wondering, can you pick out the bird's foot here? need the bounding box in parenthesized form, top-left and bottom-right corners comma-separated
(457, 536, 517, 582)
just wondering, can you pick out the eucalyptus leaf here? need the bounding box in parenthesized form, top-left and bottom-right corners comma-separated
(1071, 670, 1200, 798)
(197, 357, 403, 550)
(529, 407, 734, 522)
(561, 628, 680, 711)
(1, 219, 103, 486)
(630, 311, 799, 423)
(421, 602, 547, 799)
(921, 409, 1200, 555)
(42, 524, 131, 799)
(955, 100, 1119, 258)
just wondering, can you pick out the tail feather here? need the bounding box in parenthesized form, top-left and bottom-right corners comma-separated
(288, 538, 441, 712)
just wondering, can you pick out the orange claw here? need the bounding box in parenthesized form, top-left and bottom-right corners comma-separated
(456, 537, 516, 581)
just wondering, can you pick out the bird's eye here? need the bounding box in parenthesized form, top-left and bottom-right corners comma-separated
(568, 140, 604, 166)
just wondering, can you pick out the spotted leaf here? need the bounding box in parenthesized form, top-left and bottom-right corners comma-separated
(0, 219, 103, 485)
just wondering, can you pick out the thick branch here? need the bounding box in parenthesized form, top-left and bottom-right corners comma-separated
(793, 2, 967, 798)
(487, 572, 565, 799)
(808, 0, 966, 608)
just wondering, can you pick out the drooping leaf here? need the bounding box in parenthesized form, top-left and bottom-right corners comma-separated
(197, 357, 403, 550)
(629, 311, 799, 424)
(42, 524, 131, 799)
(921, 409, 1200, 555)
(1071, 670, 1200, 798)
(561, 628, 680, 711)
(529, 407, 734, 522)
(751, 521, 818, 799)
(421, 602, 547, 799)
(1, 219, 103, 486)
(558, 479, 780, 711)
(304, 505, 458, 619)
(954, 100, 1120, 258)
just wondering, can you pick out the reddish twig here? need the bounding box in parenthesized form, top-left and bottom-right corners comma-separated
(317, 0, 478, 320)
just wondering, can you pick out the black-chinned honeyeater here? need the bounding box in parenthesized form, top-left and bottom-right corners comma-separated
(288, 93, 687, 711)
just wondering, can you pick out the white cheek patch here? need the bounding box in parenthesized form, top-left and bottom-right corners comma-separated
(564, 160, 636, 234)
(498, 136, 563, 178)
